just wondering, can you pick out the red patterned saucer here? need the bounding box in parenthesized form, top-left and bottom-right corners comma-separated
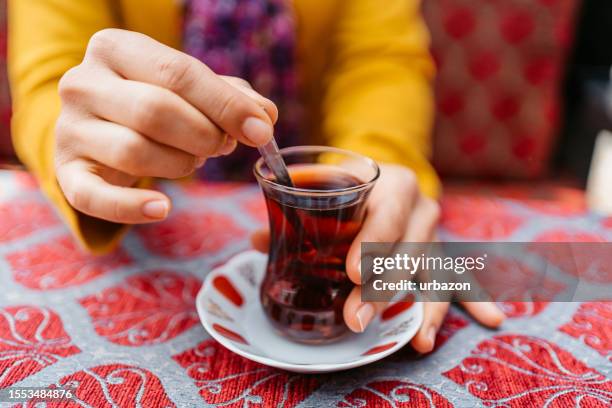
(197, 250, 423, 373)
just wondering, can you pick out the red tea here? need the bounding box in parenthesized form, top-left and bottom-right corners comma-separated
(259, 164, 370, 343)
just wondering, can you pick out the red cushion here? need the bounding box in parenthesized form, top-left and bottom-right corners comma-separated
(424, 0, 580, 178)
(0, 1, 582, 172)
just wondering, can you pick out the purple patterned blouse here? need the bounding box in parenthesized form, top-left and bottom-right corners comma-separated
(183, 0, 302, 180)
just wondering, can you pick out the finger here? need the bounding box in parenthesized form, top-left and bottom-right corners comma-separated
(345, 200, 412, 285)
(250, 229, 270, 253)
(343, 286, 386, 333)
(77, 74, 227, 158)
(65, 119, 200, 179)
(404, 197, 441, 242)
(87, 29, 274, 146)
(461, 302, 506, 328)
(220, 76, 279, 124)
(214, 136, 237, 157)
(345, 172, 419, 285)
(56, 159, 172, 224)
(410, 301, 449, 353)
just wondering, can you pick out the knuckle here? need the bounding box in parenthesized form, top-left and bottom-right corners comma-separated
(396, 168, 418, 197)
(400, 167, 417, 186)
(87, 29, 120, 59)
(133, 94, 165, 130)
(224, 76, 252, 89)
(54, 114, 70, 140)
(194, 135, 225, 157)
(115, 136, 144, 172)
(58, 67, 87, 102)
(121, 133, 143, 156)
(157, 54, 195, 92)
(216, 91, 249, 125)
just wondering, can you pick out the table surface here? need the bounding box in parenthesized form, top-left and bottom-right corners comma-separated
(0, 170, 610, 408)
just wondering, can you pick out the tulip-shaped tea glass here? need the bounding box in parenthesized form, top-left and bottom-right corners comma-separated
(254, 146, 379, 343)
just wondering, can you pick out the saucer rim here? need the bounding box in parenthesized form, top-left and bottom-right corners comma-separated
(197, 250, 423, 373)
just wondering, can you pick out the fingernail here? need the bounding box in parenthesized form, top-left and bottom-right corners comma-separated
(493, 308, 507, 326)
(242, 117, 272, 145)
(427, 326, 437, 348)
(195, 158, 206, 168)
(142, 200, 169, 219)
(356, 303, 375, 333)
(219, 137, 237, 156)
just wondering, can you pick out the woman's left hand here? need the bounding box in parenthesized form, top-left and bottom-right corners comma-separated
(252, 163, 505, 353)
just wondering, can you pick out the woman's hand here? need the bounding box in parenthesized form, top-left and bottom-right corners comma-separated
(342, 164, 505, 352)
(55, 29, 277, 224)
(252, 163, 505, 353)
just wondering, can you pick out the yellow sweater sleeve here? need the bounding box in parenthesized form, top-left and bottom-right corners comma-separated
(8, 0, 127, 254)
(322, 0, 440, 198)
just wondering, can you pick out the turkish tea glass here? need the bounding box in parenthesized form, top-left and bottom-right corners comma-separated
(254, 146, 379, 343)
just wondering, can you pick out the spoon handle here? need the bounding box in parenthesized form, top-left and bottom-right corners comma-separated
(257, 139, 294, 187)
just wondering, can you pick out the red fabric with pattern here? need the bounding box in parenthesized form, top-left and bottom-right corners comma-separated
(559, 302, 612, 361)
(0, 174, 610, 406)
(531, 231, 612, 283)
(20, 364, 175, 407)
(0, 199, 58, 242)
(13, 172, 39, 190)
(0, 306, 80, 388)
(172, 339, 320, 407)
(434, 311, 470, 350)
(441, 195, 524, 239)
(389, 309, 469, 361)
(241, 195, 268, 224)
(474, 255, 565, 302)
(498, 301, 550, 317)
(79, 270, 201, 346)
(337, 380, 453, 407)
(424, 0, 579, 178)
(6, 235, 131, 290)
(519, 195, 586, 216)
(534, 229, 606, 243)
(136, 210, 245, 258)
(444, 334, 612, 407)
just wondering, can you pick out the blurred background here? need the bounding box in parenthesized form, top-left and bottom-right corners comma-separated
(0, 0, 610, 186)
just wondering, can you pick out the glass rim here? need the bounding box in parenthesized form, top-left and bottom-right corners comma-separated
(253, 145, 380, 196)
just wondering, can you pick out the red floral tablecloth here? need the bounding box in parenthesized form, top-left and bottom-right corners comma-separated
(0, 171, 610, 407)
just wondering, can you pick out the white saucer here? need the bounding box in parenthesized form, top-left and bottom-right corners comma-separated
(197, 250, 423, 373)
